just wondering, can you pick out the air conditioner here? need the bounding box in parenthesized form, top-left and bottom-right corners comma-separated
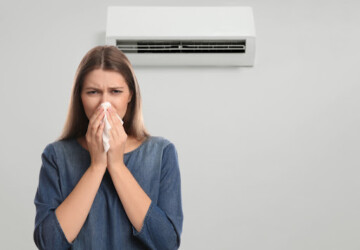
(106, 6, 256, 66)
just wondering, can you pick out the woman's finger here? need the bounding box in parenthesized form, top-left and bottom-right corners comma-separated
(90, 109, 105, 136)
(107, 110, 120, 138)
(108, 108, 122, 138)
(96, 117, 105, 143)
(89, 106, 104, 125)
(109, 107, 122, 126)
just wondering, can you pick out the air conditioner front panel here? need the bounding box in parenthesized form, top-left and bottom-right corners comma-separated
(106, 6, 256, 66)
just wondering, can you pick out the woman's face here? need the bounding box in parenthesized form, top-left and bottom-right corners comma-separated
(81, 68, 132, 120)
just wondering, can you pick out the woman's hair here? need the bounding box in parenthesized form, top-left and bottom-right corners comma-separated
(58, 45, 149, 141)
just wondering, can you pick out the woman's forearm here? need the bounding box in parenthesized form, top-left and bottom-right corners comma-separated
(55, 165, 106, 243)
(108, 164, 151, 232)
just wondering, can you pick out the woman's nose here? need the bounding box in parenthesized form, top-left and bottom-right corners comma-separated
(100, 93, 109, 104)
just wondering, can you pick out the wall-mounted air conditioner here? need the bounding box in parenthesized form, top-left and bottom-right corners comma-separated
(106, 6, 256, 66)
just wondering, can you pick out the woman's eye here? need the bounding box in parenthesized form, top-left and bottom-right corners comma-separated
(86, 90, 122, 94)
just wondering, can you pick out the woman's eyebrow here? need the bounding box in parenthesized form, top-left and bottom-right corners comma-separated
(109, 86, 125, 89)
(83, 86, 125, 90)
(83, 86, 99, 90)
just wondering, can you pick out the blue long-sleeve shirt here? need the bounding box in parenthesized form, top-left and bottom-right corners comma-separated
(34, 136, 183, 249)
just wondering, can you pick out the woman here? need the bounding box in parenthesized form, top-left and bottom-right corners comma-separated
(33, 46, 183, 249)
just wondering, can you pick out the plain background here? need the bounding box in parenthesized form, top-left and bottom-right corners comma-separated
(1, 0, 360, 249)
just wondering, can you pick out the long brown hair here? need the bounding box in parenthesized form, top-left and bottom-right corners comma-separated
(58, 45, 149, 141)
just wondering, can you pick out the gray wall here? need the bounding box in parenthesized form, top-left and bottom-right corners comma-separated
(1, 0, 359, 249)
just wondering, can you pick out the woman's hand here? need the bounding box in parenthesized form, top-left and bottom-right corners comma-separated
(106, 106, 127, 171)
(85, 106, 107, 170)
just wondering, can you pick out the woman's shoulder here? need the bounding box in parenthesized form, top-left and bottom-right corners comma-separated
(139, 136, 178, 158)
(42, 138, 80, 157)
(145, 136, 179, 170)
(147, 135, 171, 145)
(145, 136, 175, 150)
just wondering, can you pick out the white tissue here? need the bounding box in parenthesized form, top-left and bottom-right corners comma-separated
(101, 102, 124, 152)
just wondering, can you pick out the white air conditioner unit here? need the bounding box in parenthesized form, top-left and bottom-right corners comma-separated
(106, 6, 256, 66)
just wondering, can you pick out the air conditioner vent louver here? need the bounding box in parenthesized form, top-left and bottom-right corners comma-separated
(116, 40, 246, 54)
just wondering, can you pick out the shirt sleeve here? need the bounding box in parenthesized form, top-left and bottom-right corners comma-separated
(133, 143, 184, 250)
(33, 144, 72, 250)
